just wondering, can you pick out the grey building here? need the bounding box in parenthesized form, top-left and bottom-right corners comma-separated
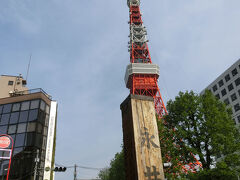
(0, 75, 57, 180)
(201, 59, 240, 124)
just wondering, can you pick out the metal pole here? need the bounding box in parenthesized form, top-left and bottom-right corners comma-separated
(74, 164, 77, 180)
(33, 149, 40, 180)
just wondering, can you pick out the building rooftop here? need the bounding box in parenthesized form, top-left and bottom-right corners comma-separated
(0, 88, 52, 105)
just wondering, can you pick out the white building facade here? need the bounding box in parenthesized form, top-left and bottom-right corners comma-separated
(202, 59, 240, 124)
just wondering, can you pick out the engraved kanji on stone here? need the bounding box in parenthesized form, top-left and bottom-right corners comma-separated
(141, 127, 159, 149)
(144, 166, 161, 180)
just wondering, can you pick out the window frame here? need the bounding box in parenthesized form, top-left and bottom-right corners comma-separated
(8, 81, 14, 86)
(218, 79, 224, 87)
(232, 68, 238, 76)
(225, 74, 231, 82)
(221, 89, 227, 97)
(231, 93, 237, 102)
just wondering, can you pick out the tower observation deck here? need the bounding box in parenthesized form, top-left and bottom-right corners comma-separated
(125, 0, 167, 119)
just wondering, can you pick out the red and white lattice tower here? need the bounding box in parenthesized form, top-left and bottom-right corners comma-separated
(124, 0, 202, 174)
(124, 0, 167, 119)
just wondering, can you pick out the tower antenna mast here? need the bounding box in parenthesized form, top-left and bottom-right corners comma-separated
(26, 54, 32, 82)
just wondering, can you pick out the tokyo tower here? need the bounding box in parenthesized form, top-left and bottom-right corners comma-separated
(124, 0, 167, 119)
(124, 0, 202, 175)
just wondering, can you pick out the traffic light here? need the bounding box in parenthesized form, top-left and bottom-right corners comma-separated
(54, 167, 67, 172)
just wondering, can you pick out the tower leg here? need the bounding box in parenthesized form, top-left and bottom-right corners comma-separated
(120, 95, 165, 180)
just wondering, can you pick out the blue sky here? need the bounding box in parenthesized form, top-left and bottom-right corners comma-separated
(1, 0, 240, 179)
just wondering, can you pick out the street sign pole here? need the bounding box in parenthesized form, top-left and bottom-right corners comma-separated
(0, 134, 14, 180)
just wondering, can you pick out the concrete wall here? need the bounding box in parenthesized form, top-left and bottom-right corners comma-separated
(0, 75, 28, 99)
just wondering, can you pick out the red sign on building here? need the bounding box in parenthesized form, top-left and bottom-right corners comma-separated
(0, 136, 11, 149)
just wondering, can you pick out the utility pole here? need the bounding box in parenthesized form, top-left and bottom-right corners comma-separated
(74, 164, 77, 180)
(33, 149, 40, 180)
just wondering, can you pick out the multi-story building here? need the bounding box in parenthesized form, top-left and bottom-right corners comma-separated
(201, 59, 240, 124)
(0, 75, 57, 180)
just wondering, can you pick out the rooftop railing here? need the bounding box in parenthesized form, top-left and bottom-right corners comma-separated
(10, 88, 52, 100)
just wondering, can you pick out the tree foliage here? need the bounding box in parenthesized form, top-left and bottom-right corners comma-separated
(159, 90, 240, 179)
(98, 150, 125, 180)
(99, 90, 240, 179)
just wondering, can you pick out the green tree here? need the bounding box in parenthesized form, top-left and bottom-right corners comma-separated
(98, 168, 110, 180)
(98, 150, 125, 180)
(159, 90, 240, 179)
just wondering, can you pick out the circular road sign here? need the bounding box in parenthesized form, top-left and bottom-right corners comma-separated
(0, 136, 11, 149)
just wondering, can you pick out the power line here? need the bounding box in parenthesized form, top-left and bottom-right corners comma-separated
(54, 162, 103, 171)
(76, 165, 103, 171)
(53, 162, 103, 180)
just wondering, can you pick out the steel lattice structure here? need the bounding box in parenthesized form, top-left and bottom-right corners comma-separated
(125, 0, 167, 119)
(124, 0, 202, 174)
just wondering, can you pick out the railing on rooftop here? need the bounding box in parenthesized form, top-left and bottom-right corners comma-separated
(10, 88, 52, 100)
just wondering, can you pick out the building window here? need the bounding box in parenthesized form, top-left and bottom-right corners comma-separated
(35, 134, 43, 148)
(3, 104, 12, 114)
(218, 80, 224, 87)
(235, 78, 240, 86)
(0, 125, 8, 134)
(228, 83, 234, 92)
(8, 125, 17, 134)
(37, 123, 43, 133)
(215, 94, 220, 99)
(221, 89, 227, 97)
(232, 68, 238, 76)
(21, 101, 30, 111)
(22, 80, 27, 86)
(30, 100, 39, 110)
(25, 133, 35, 146)
(17, 123, 27, 133)
(8, 81, 14, 85)
(9, 112, 19, 124)
(40, 101, 46, 111)
(0, 114, 10, 125)
(231, 93, 237, 102)
(224, 98, 230, 105)
(12, 103, 20, 112)
(27, 122, 36, 132)
(213, 85, 218, 92)
(234, 103, 240, 112)
(28, 109, 38, 121)
(19, 111, 28, 123)
(15, 133, 25, 147)
(225, 74, 231, 82)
